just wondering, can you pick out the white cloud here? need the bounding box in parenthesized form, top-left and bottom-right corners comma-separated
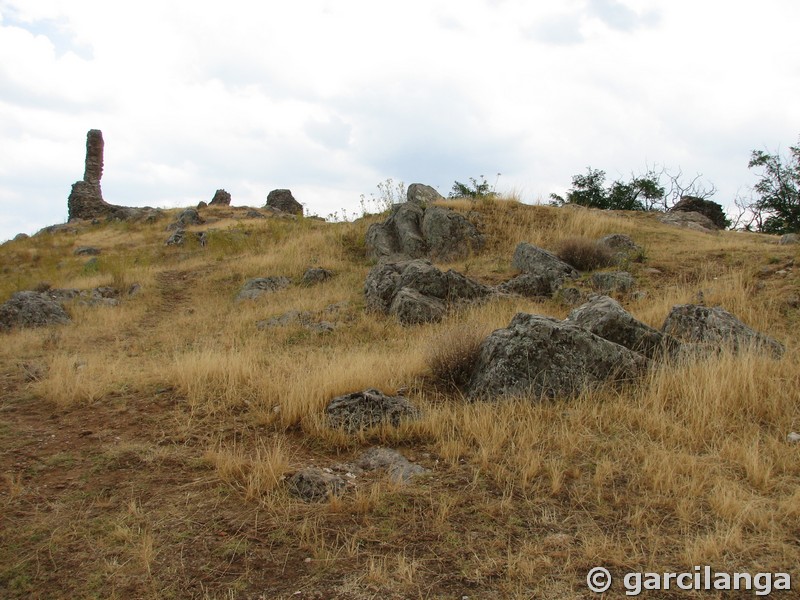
(0, 0, 799, 241)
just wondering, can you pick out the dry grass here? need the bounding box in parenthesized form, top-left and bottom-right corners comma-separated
(556, 235, 616, 271)
(1, 199, 798, 598)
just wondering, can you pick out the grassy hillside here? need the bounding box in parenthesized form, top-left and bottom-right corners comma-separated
(1, 199, 798, 599)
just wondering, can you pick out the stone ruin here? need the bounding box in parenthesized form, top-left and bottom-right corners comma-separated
(67, 129, 160, 222)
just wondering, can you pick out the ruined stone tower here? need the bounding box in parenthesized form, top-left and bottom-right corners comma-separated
(67, 129, 118, 221)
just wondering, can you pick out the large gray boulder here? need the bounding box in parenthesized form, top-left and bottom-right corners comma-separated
(661, 304, 784, 357)
(467, 313, 648, 400)
(365, 190, 483, 263)
(512, 242, 578, 280)
(566, 295, 676, 359)
(209, 189, 232, 206)
(406, 183, 443, 207)
(670, 196, 729, 230)
(265, 189, 303, 215)
(497, 272, 561, 298)
(590, 271, 635, 294)
(389, 287, 446, 324)
(0, 291, 71, 331)
(325, 389, 419, 432)
(364, 259, 493, 324)
(658, 211, 717, 233)
(422, 205, 485, 261)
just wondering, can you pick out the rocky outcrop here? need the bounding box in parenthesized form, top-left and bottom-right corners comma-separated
(355, 447, 428, 482)
(510, 242, 578, 295)
(779, 233, 799, 245)
(598, 234, 642, 264)
(466, 313, 648, 400)
(209, 189, 231, 206)
(497, 273, 559, 298)
(236, 277, 291, 301)
(67, 130, 161, 222)
(325, 389, 419, 432)
(166, 208, 204, 230)
(590, 271, 635, 294)
(658, 211, 717, 233)
(0, 291, 71, 331)
(661, 304, 784, 357)
(165, 229, 207, 247)
(670, 196, 730, 230)
(365, 185, 484, 262)
(364, 259, 493, 324)
(265, 189, 303, 215)
(566, 295, 676, 360)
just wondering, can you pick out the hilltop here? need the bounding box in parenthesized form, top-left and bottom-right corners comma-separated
(1, 195, 798, 599)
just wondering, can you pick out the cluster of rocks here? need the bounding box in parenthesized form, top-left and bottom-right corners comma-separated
(287, 388, 426, 502)
(364, 259, 493, 325)
(365, 184, 484, 262)
(288, 447, 428, 502)
(365, 234, 643, 324)
(67, 130, 161, 223)
(0, 284, 140, 331)
(463, 295, 784, 401)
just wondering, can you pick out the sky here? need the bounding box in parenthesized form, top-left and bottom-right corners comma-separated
(1, 0, 799, 242)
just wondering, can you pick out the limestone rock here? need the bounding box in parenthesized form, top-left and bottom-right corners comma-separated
(287, 468, 346, 502)
(590, 271, 635, 294)
(325, 388, 419, 432)
(497, 273, 559, 298)
(406, 183, 443, 207)
(266, 189, 303, 215)
(74, 246, 101, 256)
(511, 242, 578, 294)
(671, 196, 730, 230)
(356, 447, 428, 482)
(209, 189, 231, 206)
(301, 267, 334, 286)
(467, 313, 648, 400)
(365, 195, 483, 262)
(389, 287, 447, 324)
(364, 259, 492, 324)
(421, 205, 485, 261)
(779, 233, 799, 245)
(236, 276, 291, 301)
(661, 304, 784, 357)
(566, 295, 676, 359)
(658, 211, 717, 233)
(0, 291, 71, 331)
(166, 208, 204, 230)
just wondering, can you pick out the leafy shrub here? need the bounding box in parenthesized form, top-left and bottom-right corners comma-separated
(556, 237, 616, 271)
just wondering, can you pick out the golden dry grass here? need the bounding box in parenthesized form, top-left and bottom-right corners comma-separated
(1, 199, 798, 598)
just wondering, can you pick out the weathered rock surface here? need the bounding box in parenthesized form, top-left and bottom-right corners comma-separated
(590, 271, 635, 294)
(779, 233, 799, 245)
(209, 189, 231, 206)
(287, 468, 346, 502)
(598, 233, 642, 263)
(406, 183, 443, 207)
(466, 313, 648, 400)
(325, 389, 419, 432)
(365, 188, 484, 262)
(566, 295, 675, 359)
(670, 196, 729, 230)
(389, 287, 446, 324)
(301, 267, 334, 286)
(73, 246, 101, 256)
(165, 229, 207, 247)
(167, 208, 204, 230)
(236, 277, 291, 301)
(661, 304, 784, 357)
(658, 211, 717, 233)
(265, 189, 303, 215)
(510, 242, 578, 295)
(497, 273, 560, 298)
(256, 309, 335, 334)
(355, 448, 428, 482)
(364, 259, 493, 324)
(0, 291, 71, 331)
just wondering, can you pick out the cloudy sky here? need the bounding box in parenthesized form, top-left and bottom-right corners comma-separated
(1, 0, 799, 241)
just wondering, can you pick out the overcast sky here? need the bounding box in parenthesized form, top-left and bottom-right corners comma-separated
(1, 0, 799, 241)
